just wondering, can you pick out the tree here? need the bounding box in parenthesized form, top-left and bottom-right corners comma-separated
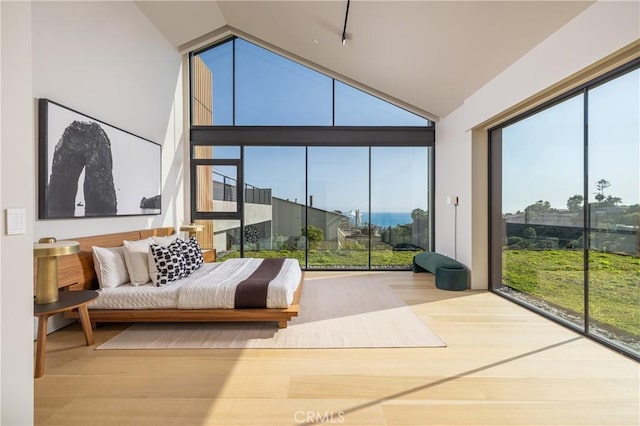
(522, 227, 537, 240)
(566, 194, 584, 212)
(524, 200, 554, 222)
(595, 179, 611, 203)
(244, 225, 259, 246)
(302, 225, 323, 249)
(411, 208, 427, 220)
(411, 208, 429, 248)
(604, 195, 623, 207)
(525, 200, 552, 213)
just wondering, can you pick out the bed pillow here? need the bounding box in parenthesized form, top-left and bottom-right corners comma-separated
(183, 237, 205, 274)
(149, 241, 187, 286)
(122, 238, 153, 285)
(152, 233, 181, 247)
(92, 246, 130, 289)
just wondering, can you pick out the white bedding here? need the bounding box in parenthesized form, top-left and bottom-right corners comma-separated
(89, 258, 302, 310)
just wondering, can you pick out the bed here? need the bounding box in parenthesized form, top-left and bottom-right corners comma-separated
(56, 227, 304, 328)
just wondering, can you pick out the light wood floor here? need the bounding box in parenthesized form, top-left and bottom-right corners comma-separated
(35, 271, 639, 426)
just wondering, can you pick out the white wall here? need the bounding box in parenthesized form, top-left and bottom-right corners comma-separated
(436, 0, 640, 289)
(1, 2, 35, 424)
(32, 1, 184, 240)
(1, 2, 183, 422)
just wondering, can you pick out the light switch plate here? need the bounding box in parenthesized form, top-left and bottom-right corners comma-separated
(6, 208, 26, 235)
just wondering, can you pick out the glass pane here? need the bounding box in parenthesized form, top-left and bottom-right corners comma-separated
(192, 145, 240, 160)
(193, 40, 233, 125)
(243, 147, 306, 264)
(308, 147, 369, 268)
(588, 68, 640, 356)
(370, 147, 429, 269)
(334, 81, 429, 126)
(235, 39, 332, 126)
(195, 165, 238, 213)
(192, 219, 241, 260)
(499, 95, 585, 329)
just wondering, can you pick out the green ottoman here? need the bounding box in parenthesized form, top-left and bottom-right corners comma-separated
(413, 252, 468, 291)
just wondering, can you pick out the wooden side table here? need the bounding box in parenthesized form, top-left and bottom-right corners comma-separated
(33, 290, 98, 378)
(202, 248, 217, 263)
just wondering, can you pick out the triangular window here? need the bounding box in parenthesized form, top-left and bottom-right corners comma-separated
(191, 37, 430, 127)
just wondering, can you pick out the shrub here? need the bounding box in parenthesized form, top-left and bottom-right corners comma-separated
(302, 225, 324, 249)
(341, 240, 364, 250)
(507, 236, 524, 248)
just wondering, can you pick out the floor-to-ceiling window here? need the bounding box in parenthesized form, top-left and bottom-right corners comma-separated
(490, 59, 640, 360)
(307, 146, 369, 269)
(370, 147, 430, 269)
(587, 68, 640, 354)
(242, 146, 306, 263)
(189, 37, 434, 270)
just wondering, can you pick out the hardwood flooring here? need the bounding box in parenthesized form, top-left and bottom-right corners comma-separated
(35, 271, 639, 425)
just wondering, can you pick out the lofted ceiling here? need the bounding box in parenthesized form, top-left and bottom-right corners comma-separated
(136, 0, 594, 121)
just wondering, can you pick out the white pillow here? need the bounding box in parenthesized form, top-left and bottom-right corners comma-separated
(152, 233, 181, 247)
(92, 246, 129, 289)
(122, 238, 153, 285)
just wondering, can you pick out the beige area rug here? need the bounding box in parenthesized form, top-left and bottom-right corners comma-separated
(97, 274, 446, 349)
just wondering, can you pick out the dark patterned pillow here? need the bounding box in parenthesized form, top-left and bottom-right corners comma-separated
(149, 241, 187, 286)
(183, 236, 204, 274)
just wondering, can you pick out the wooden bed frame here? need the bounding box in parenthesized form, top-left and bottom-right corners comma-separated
(55, 227, 303, 328)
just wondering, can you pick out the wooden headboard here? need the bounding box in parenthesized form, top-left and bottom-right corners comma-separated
(45, 227, 175, 291)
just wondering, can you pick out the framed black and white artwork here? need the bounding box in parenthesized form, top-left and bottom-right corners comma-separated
(38, 99, 162, 219)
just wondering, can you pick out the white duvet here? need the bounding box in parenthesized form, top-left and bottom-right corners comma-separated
(89, 258, 302, 310)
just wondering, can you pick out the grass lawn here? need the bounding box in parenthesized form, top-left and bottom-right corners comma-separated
(503, 249, 640, 338)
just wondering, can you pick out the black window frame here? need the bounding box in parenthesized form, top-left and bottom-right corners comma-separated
(488, 57, 640, 362)
(188, 35, 436, 270)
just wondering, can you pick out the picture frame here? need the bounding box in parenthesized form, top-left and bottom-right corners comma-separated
(38, 99, 162, 219)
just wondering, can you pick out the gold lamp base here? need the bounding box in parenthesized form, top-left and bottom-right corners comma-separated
(180, 223, 205, 239)
(34, 237, 80, 304)
(35, 256, 59, 304)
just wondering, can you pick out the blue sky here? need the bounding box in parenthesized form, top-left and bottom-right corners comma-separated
(242, 146, 428, 214)
(502, 68, 639, 213)
(198, 38, 428, 127)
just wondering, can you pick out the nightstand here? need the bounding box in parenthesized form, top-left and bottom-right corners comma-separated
(33, 290, 98, 378)
(202, 249, 217, 263)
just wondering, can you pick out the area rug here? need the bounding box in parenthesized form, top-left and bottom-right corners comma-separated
(97, 274, 446, 349)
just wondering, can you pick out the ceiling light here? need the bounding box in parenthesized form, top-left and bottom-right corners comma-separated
(341, 0, 350, 46)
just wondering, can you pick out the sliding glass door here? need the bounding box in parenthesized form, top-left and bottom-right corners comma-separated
(490, 60, 640, 360)
(498, 94, 586, 329)
(587, 68, 639, 351)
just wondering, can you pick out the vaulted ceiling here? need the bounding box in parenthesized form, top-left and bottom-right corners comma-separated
(136, 1, 594, 121)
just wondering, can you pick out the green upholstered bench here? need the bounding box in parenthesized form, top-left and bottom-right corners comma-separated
(412, 252, 468, 291)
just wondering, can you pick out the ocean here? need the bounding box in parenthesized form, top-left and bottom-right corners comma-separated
(361, 212, 412, 227)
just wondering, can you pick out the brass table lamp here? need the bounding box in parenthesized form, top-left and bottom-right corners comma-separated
(33, 237, 80, 304)
(180, 223, 204, 238)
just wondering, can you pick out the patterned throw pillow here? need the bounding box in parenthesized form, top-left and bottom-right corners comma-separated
(149, 241, 187, 286)
(182, 236, 204, 274)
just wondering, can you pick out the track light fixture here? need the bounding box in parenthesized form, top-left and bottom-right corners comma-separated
(342, 0, 350, 46)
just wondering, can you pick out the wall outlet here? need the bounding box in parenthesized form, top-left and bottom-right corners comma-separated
(446, 196, 459, 206)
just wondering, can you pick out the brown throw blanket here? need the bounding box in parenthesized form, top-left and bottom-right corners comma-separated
(234, 258, 286, 308)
